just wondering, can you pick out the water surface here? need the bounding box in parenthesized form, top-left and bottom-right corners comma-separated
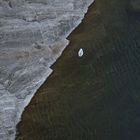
(17, 0, 140, 139)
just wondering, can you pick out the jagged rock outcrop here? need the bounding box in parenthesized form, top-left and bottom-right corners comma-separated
(0, 0, 94, 139)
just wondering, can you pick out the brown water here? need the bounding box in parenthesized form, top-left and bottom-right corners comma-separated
(17, 0, 140, 140)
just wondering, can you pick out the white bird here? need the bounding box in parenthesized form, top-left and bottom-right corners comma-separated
(78, 48, 84, 57)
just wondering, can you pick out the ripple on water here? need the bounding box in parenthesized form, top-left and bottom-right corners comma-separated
(17, 0, 140, 140)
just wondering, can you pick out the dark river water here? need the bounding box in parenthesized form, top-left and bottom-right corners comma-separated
(17, 0, 140, 140)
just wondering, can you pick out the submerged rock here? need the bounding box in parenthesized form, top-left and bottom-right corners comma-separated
(0, 0, 94, 139)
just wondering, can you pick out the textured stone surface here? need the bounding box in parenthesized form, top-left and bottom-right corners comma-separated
(0, 0, 94, 139)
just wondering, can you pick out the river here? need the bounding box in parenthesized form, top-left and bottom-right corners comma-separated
(17, 0, 140, 139)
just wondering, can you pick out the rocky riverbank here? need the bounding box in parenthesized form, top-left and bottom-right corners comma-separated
(17, 0, 140, 139)
(0, 0, 94, 139)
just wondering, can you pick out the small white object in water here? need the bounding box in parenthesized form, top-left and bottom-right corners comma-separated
(78, 48, 84, 57)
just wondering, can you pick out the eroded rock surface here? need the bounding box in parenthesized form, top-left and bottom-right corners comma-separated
(0, 0, 94, 139)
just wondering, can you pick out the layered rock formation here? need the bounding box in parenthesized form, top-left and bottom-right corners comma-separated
(0, 0, 94, 139)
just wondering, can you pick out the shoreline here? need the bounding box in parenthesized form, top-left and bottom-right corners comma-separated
(17, 0, 140, 139)
(0, 1, 95, 140)
(16, 0, 95, 129)
(15, 2, 95, 139)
